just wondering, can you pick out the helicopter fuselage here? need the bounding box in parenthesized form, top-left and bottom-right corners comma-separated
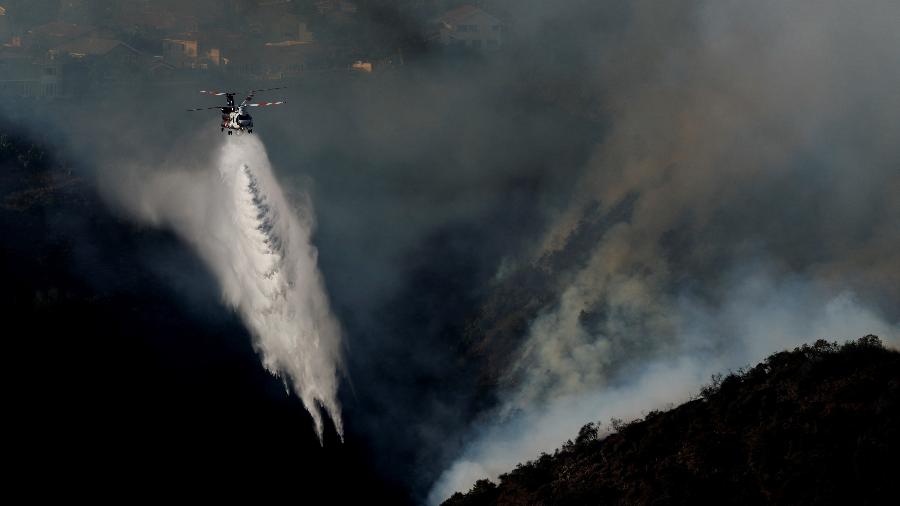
(222, 106, 253, 133)
(189, 88, 285, 134)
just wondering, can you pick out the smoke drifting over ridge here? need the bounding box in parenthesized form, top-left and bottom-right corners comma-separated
(104, 135, 344, 440)
(2, 0, 898, 501)
(432, 0, 900, 500)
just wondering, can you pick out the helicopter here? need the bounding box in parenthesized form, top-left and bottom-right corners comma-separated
(187, 87, 287, 134)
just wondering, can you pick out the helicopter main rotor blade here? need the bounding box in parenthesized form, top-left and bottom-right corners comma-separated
(249, 87, 287, 93)
(242, 87, 288, 106)
(202, 87, 285, 97)
(187, 106, 231, 111)
(200, 90, 236, 96)
(246, 101, 286, 107)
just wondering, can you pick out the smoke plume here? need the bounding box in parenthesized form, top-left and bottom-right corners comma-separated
(431, 0, 900, 500)
(105, 135, 343, 440)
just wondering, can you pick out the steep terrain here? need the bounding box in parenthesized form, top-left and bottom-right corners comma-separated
(445, 336, 900, 505)
(462, 193, 639, 387)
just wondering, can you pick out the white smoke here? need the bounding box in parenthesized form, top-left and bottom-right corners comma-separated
(105, 135, 343, 440)
(429, 268, 899, 503)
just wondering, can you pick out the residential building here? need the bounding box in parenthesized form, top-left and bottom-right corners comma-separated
(162, 33, 225, 69)
(0, 5, 8, 42)
(0, 50, 62, 99)
(50, 36, 146, 94)
(162, 36, 198, 67)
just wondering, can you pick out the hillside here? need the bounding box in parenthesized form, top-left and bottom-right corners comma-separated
(462, 193, 638, 388)
(444, 336, 900, 505)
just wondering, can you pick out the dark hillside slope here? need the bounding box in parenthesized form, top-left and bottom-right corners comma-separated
(445, 336, 899, 506)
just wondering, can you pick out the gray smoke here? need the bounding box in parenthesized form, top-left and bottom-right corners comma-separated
(432, 0, 900, 500)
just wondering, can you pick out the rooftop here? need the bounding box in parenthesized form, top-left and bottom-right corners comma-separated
(53, 37, 138, 57)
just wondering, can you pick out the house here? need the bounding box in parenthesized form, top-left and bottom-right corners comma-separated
(53, 37, 142, 64)
(147, 56, 178, 78)
(350, 60, 372, 73)
(433, 4, 506, 50)
(0, 5, 8, 42)
(50, 36, 146, 94)
(146, 56, 185, 86)
(162, 33, 225, 69)
(0, 50, 62, 99)
(162, 36, 198, 67)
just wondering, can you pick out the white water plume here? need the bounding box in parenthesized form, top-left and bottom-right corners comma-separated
(111, 135, 343, 440)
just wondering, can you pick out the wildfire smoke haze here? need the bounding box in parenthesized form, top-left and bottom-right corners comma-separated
(0, 1, 898, 503)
